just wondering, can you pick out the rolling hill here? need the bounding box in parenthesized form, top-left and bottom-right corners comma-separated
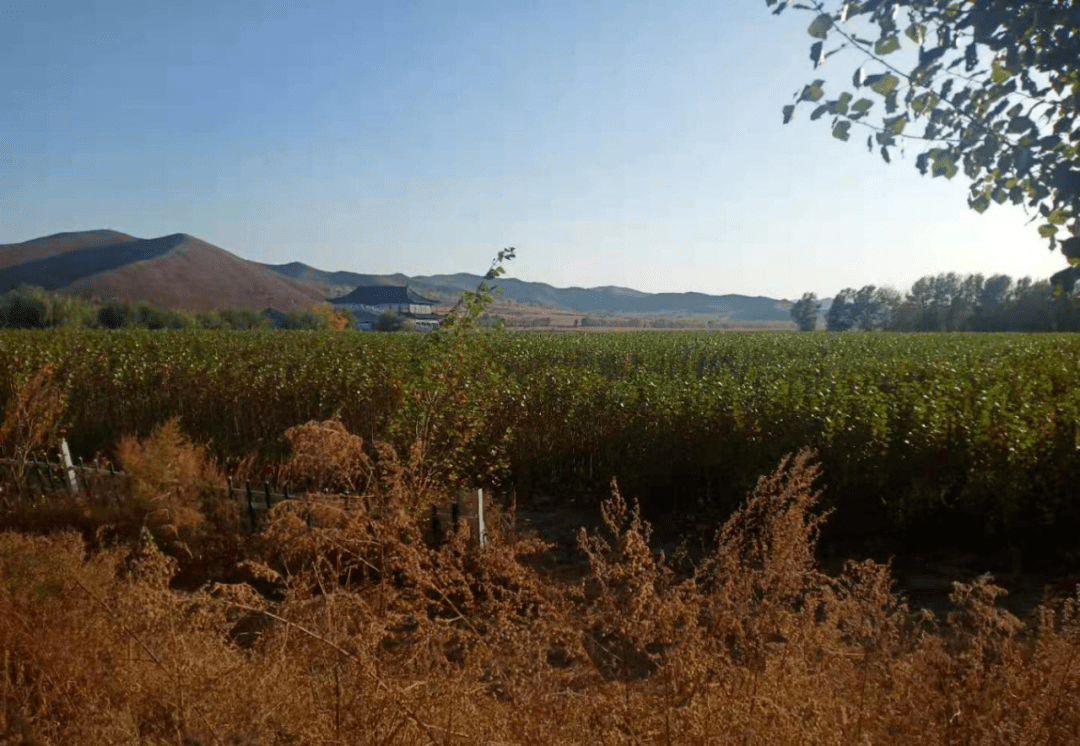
(1, 230, 793, 321)
(0, 231, 323, 311)
(0, 229, 139, 269)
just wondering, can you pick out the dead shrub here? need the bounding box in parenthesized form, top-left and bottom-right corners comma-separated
(114, 417, 233, 556)
(4, 446, 1080, 744)
(283, 418, 373, 494)
(0, 364, 68, 501)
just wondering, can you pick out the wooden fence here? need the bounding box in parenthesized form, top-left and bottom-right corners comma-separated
(0, 441, 493, 546)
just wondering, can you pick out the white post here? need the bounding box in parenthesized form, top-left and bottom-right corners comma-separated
(59, 438, 78, 494)
(476, 488, 485, 547)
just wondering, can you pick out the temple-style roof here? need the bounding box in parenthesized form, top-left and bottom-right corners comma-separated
(331, 285, 437, 306)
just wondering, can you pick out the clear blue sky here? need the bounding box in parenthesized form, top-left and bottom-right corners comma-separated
(1, 0, 1065, 300)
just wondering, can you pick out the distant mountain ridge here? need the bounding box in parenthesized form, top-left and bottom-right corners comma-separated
(1, 230, 792, 321)
(266, 262, 792, 322)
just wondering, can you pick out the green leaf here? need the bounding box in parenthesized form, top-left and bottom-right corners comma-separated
(874, 35, 901, 55)
(829, 91, 853, 115)
(884, 90, 899, 114)
(832, 121, 852, 141)
(904, 23, 926, 44)
(990, 61, 1011, 83)
(1038, 224, 1059, 238)
(931, 153, 959, 179)
(782, 104, 796, 124)
(1062, 236, 1080, 261)
(851, 98, 874, 114)
(970, 195, 990, 213)
(808, 13, 833, 39)
(1048, 209, 1069, 226)
(1007, 116, 1033, 134)
(911, 92, 940, 117)
(869, 74, 899, 97)
(800, 80, 826, 102)
(885, 115, 907, 135)
(1051, 266, 1080, 293)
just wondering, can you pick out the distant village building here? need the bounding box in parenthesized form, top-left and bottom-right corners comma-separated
(330, 285, 441, 330)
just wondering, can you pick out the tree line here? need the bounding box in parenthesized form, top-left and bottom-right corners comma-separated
(0, 286, 355, 331)
(791, 273, 1080, 332)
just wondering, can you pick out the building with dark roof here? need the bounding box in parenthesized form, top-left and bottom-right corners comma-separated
(330, 285, 440, 330)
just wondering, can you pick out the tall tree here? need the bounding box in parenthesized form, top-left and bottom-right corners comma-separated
(790, 291, 822, 330)
(769, 0, 1080, 288)
(980, 273, 1014, 309)
(872, 285, 903, 328)
(827, 288, 857, 330)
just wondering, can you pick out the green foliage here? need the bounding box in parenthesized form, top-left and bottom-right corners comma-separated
(96, 301, 137, 329)
(373, 311, 414, 332)
(5, 327, 1080, 550)
(770, 0, 1080, 288)
(217, 309, 271, 330)
(386, 247, 517, 488)
(826, 288, 856, 331)
(790, 292, 820, 331)
(436, 246, 516, 335)
(0, 287, 94, 329)
(95, 301, 195, 330)
(0, 288, 292, 331)
(281, 309, 332, 331)
(816, 272, 1080, 332)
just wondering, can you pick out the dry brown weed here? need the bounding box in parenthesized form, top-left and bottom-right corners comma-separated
(3, 446, 1080, 744)
(0, 364, 68, 504)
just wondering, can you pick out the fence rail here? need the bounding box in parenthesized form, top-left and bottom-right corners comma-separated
(0, 441, 493, 545)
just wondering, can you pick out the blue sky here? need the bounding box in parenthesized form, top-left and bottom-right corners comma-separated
(1, 0, 1065, 300)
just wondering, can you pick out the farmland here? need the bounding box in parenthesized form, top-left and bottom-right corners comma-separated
(5, 328, 1080, 743)
(3, 329, 1080, 559)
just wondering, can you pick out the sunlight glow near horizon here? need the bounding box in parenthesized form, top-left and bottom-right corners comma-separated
(0, 0, 1068, 301)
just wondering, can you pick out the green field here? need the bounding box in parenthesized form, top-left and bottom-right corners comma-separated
(3, 329, 1080, 556)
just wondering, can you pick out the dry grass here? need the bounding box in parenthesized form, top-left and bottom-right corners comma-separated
(2, 422, 1080, 744)
(0, 364, 68, 502)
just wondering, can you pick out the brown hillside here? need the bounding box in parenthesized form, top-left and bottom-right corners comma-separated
(0, 229, 137, 269)
(67, 234, 325, 311)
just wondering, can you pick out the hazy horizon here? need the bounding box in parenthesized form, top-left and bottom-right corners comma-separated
(2, 0, 1067, 300)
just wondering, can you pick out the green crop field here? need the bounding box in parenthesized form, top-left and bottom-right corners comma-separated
(3, 329, 1080, 555)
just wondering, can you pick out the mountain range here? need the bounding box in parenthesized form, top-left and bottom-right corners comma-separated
(266, 264, 793, 321)
(0, 230, 793, 321)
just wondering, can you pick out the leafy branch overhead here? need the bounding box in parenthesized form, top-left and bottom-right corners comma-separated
(769, 0, 1080, 289)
